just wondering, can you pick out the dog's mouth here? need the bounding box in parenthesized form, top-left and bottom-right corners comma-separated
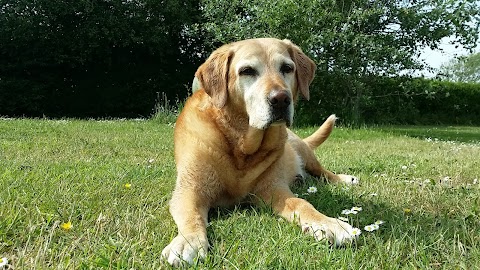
(254, 109, 292, 130)
(246, 90, 293, 130)
(269, 110, 291, 127)
(266, 90, 292, 128)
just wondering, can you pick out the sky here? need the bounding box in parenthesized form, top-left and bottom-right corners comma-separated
(417, 1, 480, 77)
(419, 36, 480, 77)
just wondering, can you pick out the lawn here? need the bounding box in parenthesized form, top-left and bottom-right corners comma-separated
(0, 117, 479, 269)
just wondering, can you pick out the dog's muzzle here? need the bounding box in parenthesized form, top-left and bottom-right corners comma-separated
(268, 90, 292, 126)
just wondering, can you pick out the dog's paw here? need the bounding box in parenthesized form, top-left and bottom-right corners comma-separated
(337, 174, 359, 185)
(161, 233, 209, 267)
(302, 218, 358, 246)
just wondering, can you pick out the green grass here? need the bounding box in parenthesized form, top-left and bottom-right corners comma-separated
(1, 117, 479, 269)
(377, 125, 480, 144)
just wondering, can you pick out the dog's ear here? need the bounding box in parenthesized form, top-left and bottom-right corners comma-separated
(284, 40, 316, 101)
(191, 76, 202, 93)
(195, 45, 234, 108)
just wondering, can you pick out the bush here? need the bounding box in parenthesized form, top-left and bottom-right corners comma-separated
(0, 0, 206, 118)
(295, 75, 480, 126)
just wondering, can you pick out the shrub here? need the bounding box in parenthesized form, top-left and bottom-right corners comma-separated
(295, 75, 480, 126)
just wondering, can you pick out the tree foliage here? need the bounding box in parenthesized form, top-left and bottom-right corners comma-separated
(0, 0, 479, 123)
(440, 52, 480, 83)
(0, 0, 205, 117)
(201, 0, 480, 123)
(202, 0, 479, 75)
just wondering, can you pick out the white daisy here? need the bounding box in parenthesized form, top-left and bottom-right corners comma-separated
(338, 216, 349, 222)
(350, 227, 362, 236)
(351, 206, 362, 212)
(341, 209, 352, 215)
(0, 257, 8, 267)
(374, 220, 385, 225)
(364, 225, 375, 232)
(307, 186, 318, 193)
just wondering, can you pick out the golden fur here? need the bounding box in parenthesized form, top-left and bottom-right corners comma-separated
(162, 38, 358, 266)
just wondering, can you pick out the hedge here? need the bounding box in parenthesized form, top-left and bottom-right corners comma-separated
(294, 75, 480, 126)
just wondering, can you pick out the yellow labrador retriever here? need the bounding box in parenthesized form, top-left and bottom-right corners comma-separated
(162, 38, 358, 266)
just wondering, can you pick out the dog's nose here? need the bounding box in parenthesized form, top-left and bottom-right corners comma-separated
(268, 90, 291, 109)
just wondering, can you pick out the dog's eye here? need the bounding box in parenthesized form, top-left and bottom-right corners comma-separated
(280, 64, 294, 75)
(239, 67, 257, 76)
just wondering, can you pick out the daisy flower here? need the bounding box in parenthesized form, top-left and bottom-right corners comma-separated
(372, 224, 380, 230)
(401, 165, 408, 170)
(148, 158, 155, 163)
(338, 216, 349, 222)
(374, 220, 385, 225)
(0, 257, 8, 267)
(364, 225, 375, 232)
(307, 186, 318, 193)
(351, 206, 362, 212)
(341, 209, 352, 215)
(350, 227, 361, 236)
(60, 221, 73, 231)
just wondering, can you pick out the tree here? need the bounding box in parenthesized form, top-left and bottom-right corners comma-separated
(0, 0, 206, 117)
(200, 0, 480, 123)
(439, 52, 480, 83)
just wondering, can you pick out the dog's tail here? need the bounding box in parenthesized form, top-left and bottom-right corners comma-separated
(303, 114, 336, 149)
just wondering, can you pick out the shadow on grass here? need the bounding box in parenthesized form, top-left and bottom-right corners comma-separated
(205, 177, 478, 268)
(377, 125, 480, 143)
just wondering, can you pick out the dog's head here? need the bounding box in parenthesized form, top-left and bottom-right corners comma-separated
(195, 38, 316, 130)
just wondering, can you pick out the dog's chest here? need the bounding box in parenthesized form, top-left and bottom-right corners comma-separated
(218, 148, 282, 201)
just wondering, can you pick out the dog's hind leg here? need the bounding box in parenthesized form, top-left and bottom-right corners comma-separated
(288, 115, 358, 185)
(294, 137, 358, 184)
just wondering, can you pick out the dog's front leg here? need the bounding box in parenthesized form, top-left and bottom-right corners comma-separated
(256, 186, 357, 246)
(240, 127, 264, 155)
(162, 189, 210, 267)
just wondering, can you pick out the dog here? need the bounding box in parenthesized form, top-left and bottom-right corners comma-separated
(162, 38, 359, 267)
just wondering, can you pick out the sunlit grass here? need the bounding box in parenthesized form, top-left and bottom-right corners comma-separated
(0, 118, 479, 269)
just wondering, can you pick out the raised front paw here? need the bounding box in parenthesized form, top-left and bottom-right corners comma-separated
(302, 217, 358, 246)
(161, 233, 209, 267)
(338, 174, 359, 185)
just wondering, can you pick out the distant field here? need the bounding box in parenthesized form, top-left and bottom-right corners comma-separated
(0, 118, 479, 269)
(378, 125, 480, 143)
